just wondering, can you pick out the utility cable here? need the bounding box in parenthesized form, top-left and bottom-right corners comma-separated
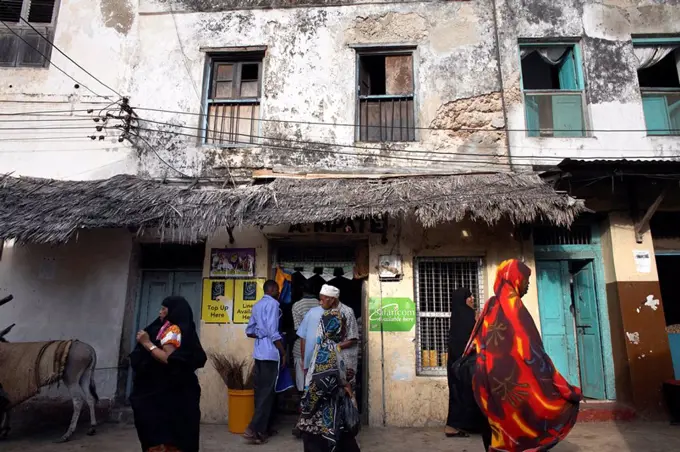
(19, 17, 124, 99)
(135, 116, 680, 157)
(0, 20, 109, 100)
(130, 105, 680, 134)
(127, 125, 680, 168)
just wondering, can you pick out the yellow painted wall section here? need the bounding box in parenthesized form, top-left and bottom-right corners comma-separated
(605, 212, 660, 282)
(198, 227, 270, 423)
(366, 218, 537, 427)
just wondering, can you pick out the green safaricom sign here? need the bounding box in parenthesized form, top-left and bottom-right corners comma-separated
(368, 298, 417, 332)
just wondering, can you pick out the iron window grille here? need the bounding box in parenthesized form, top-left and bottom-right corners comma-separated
(414, 257, 484, 376)
(0, 0, 59, 68)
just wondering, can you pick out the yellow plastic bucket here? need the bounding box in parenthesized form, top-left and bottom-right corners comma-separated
(227, 389, 255, 434)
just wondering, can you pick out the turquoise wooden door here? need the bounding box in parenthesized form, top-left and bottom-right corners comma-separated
(138, 271, 202, 328)
(172, 271, 203, 320)
(138, 271, 173, 330)
(536, 261, 579, 386)
(573, 261, 606, 399)
(128, 270, 202, 398)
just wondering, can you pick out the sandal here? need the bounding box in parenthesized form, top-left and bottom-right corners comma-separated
(243, 430, 268, 445)
(445, 430, 470, 438)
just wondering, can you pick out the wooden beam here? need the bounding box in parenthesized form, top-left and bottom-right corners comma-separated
(635, 184, 671, 243)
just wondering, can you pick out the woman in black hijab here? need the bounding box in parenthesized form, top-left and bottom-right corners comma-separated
(129, 296, 207, 452)
(444, 288, 477, 438)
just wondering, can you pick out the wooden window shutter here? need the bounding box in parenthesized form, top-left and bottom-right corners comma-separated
(28, 0, 56, 24)
(0, 0, 24, 22)
(385, 54, 413, 95)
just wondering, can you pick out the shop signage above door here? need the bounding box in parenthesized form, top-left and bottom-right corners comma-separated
(368, 297, 416, 332)
(288, 217, 388, 234)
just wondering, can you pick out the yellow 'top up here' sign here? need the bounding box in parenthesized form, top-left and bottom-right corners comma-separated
(201, 279, 234, 324)
(233, 279, 265, 324)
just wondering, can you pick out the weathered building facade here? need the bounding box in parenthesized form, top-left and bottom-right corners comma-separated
(1, 0, 679, 426)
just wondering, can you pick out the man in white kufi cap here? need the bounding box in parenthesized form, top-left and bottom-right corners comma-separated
(318, 284, 359, 382)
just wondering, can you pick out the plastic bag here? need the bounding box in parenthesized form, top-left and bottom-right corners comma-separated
(341, 392, 361, 437)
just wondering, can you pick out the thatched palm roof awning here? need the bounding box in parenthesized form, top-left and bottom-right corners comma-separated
(0, 173, 584, 244)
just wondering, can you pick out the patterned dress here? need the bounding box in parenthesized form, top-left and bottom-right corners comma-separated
(297, 309, 360, 451)
(468, 259, 582, 451)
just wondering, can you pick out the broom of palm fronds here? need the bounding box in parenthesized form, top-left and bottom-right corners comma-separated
(209, 352, 255, 390)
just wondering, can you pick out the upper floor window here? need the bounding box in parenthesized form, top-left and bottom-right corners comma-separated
(633, 39, 680, 136)
(0, 0, 59, 68)
(204, 53, 263, 145)
(356, 50, 415, 142)
(520, 43, 586, 137)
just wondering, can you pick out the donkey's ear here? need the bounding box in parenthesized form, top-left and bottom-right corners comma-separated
(0, 323, 15, 340)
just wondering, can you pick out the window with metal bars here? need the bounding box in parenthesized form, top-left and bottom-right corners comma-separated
(0, 0, 58, 68)
(356, 50, 416, 142)
(533, 225, 592, 246)
(414, 257, 483, 376)
(204, 53, 263, 145)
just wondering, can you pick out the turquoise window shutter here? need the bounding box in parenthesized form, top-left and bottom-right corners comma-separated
(558, 49, 578, 90)
(525, 95, 540, 137)
(668, 100, 680, 134)
(642, 95, 671, 135)
(552, 95, 584, 137)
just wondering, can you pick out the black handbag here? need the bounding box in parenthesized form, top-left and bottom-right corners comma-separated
(451, 351, 477, 382)
(340, 392, 361, 437)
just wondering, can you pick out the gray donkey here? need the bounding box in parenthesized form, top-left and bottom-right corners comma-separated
(0, 294, 99, 442)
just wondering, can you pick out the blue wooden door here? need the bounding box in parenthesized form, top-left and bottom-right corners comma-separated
(536, 261, 579, 386)
(573, 261, 606, 399)
(138, 271, 173, 330)
(172, 271, 203, 320)
(128, 271, 202, 398)
(138, 271, 202, 329)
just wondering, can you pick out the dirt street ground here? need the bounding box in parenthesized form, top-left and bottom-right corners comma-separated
(2, 421, 680, 452)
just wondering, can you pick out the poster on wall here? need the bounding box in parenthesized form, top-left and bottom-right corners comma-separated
(209, 248, 256, 278)
(633, 250, 651, 274)
(367, 297, 416, 332)
(201, 279, 234, 324)
(233, 278, 266, 324)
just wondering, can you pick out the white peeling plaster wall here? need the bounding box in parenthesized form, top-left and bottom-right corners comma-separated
(0, 229, 134, 400)
(131, 0, 510, 177)
(497, 0, 680, 166)
(0, 0, 138, 180)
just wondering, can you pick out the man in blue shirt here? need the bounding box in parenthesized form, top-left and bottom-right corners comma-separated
(244, 280, 286, 444)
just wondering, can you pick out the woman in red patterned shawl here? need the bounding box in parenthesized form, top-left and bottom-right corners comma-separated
(467, 259, 582, 451)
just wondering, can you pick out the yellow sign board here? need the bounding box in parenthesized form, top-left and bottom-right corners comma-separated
(233, 278, 266, 324)
(201, 279, 234, 324)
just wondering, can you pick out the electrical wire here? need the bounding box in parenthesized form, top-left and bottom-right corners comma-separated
(136, 116, 680, 156)
(130, 105, 680, 134)
(0, 125, 106, 131)
(0, 20, 109, 100)
(0, 117, 98, 123)
(0, 136, 107, 143)
(127, 130, 192, 178)
(128, 125, 680, 168)
(0, 108, 103, 116)
(129, 125, 531, 168)
(19, 17, 124, 99)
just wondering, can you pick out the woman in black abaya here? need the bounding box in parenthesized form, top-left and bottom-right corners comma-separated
(130, 296, 207, 452)
(444, 288, 478, 438)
